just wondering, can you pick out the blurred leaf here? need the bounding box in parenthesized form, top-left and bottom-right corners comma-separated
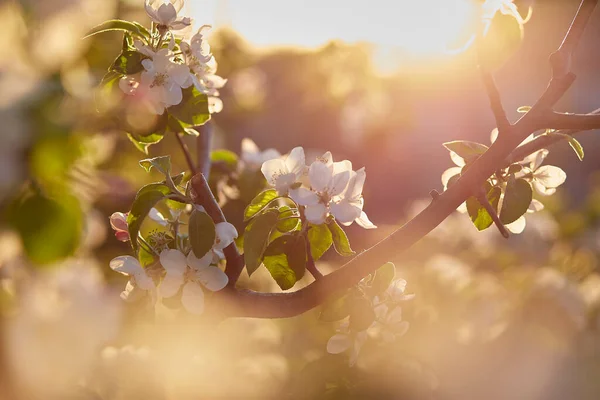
(263, 254, 296, 290)
(9, 193, 82, 265)
(244, 209, 279, 275)
(548, 132, 584, 161)
(371, 262, 396, 295)
(479, 13, 524, 70)
(466, 185, 501, 231)
(517, 106, 532, 113)
(319, 291, 351, 322)
(110, 51, 146, 75)
(127, 183, 171, 251)
(84, 19, 149, 39)
(307, 223, 333, 260)
(244, 189, 278, 221)
(443, 140, 488, 162)
(327, 220, 355, 256)
(211, 149, 239, 171)
(349, 296, 375, 331)
(168, 86, 210, 127)
(188, 209, 216, 258)
(500, 177, 532, 224)
(140, 155, 172, 177)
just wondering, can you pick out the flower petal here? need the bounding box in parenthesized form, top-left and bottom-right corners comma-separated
(289, 187, 319, 206)
(355, 211, 377, 230)
(534, 165, 566, 189)
(214, 222, 238, 250)
(304, 203, 328, 225)
(110, 256, 142, 276)
(196, 266, 228, 291)
(110, 212, 128, 231)
(156, 3, 177, 25)
(187, 250, 213, 270)
(441, 167, 461, 190)
(330, 200, 361, 224)
(261, 158, 287, 186)
(181, 281, 205, 315)
(159, 249, 187, 276)
(326, 334, 351, 354)
(285, 147, 306, 177)
(148, 208, 169, 226)
(506, 215, 526, 234)
(329, 170, 350, 197)
(159, 275, 183, 298)
(309, 161, 332, 193)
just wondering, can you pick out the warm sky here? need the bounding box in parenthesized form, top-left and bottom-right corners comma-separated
(186, 0, 480, 56)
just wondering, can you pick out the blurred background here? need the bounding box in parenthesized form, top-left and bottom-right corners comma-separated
(1, 0, 600, 398)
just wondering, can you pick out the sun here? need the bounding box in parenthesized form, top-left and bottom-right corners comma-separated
(186, 0, 479, 56)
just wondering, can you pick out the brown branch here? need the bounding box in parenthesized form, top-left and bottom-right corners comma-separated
(475, 188, 510, 239)
(545, 112, 600, 131)
(195, 122, 213, 178)
(211, 0, 598, 319)
(479, 68, 511, 134)
(189, 173, 244, 285)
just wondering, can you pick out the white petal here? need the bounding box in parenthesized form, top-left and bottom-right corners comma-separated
(187, 250, 213, 270)
(534, 165, 566, 189)
(285, 147, 306, 177)
(110, 212, 128, 231)
(490, 128, 499, 143)
(159, 249, 188, 275)
(241, 138, 259, 157)
(329, 170, 350, 197)
(374, 303, 389, 320)
(450, 151, 466, 167)
(387, 307, 403, 324)
(261, 158, 286, 186)
(349, 332, 368, 366)
(388, 279, 407, 300)
(110, 256, 142, 276)
(181, 282, 205, 315)
(506, 215, 526, 234)
(163, 84, 183, 106)
(441, 167, 461, 189)
(326, 334, 351, 354)
(274, 173, 298, 196)
(304, 203, 328, 225)
(156, 3, 177, 25)
(196, 266, 228, 291)
(528, 199, 544, 213)
(144, 0, 161, 23)
(355, 211, 377, 230)
(457, 202, 468, 213)
(159, 275, 183, 298)
(215, 222, 238, 250)
(121, 280, 144, 302)
(345, 168, 366, 201)
(148, 208, 169, 226)
(119, 76, 139, 95)
(330, 200, 361, 224)
(289, 187, 319, 206)
(309, 161, 332, 193)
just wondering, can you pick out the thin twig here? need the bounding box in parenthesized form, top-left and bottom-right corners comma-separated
(479, 68, 511, 134)
(475, 188, 509, 239)
(175, 132, 198, 174)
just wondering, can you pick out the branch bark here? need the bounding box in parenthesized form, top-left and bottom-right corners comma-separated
(213, 0, 598, 319)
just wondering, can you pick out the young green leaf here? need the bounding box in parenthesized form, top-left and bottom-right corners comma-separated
(443, 140, 488, 162)
(370, 262, 396, 295)
(547, 131, 584, 161)
(262, 254, 297, 290)
(188, 209, 216, 259)
(307, 223, 333, 261)
(517, 106, 532, 113)
(466, 185, 501, 231)
(500, 177, 533, 224)
(244, 209, 280, 275)
(127, 183, 171, 251)
(286, 234, 307, 281)
(110, 51, 146, 75)
(276, 206, 300, 233)
(327, 220, 355, 257)
(139, 155, 172, 178)
(211, 149, 239, 171)
(244, 189, 279, 221)
(168, 87, 210, 127)
(84, 19, 149, 39)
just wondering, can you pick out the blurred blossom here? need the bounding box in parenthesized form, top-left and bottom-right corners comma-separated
(424, 254, 473, 292)
(241, 138, 281, 171)
(5, 261, 121, 397)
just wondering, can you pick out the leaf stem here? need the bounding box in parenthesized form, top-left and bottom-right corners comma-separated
(175, 132, 198, 174)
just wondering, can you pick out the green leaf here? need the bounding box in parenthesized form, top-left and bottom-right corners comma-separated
(371, 262, 396, 295)
(349, 296, 375, 331)
(168, 86, 210, 127)
(307, 223, 333, 261)
(327, 220, 355, 256)
(287, 234, 307, 281)
(443, 140, 488, 162)
(138, 244, 156, 268)
(127, 183, 171, 251)
(547, 132, 584, 161)
(140, 155, 172, 178)
(244, 189, 279, 221)
(84, 19, 149, 39)
(110, 51, 146, 75)
(8, 194, 82, 265)
(276, 206, 300, 233)
(500, 177, 532, 224)
(262, 254, 297, 290)
(127, 131, 166, 154)
(211, 149, 239, 171)
(466, 185, 501, 231)
(319, 291, 351, 322)
(517, 106, 532, 113)
(188, 209, 216, 259)
(244, 209, 280, 275)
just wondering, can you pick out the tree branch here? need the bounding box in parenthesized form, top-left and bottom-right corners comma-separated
(479, 68, 511, 134)
(213, 0, 598, 319)
(195, 122, 213, 178)
(175, 132, 198, 174)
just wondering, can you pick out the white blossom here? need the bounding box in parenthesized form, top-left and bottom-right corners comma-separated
(144, 0, 192, 31)
(109, 256, 156, 296)
(326, 321, 368, 367)
(241, 138, 281, 171)
(261, 146, 306, 196)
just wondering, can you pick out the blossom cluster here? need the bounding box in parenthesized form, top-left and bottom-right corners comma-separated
(119, 0, 225, 115)
(327, 279, 414, 366)
(260, 147, 376, 228)
(109, 206, 237, 315)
